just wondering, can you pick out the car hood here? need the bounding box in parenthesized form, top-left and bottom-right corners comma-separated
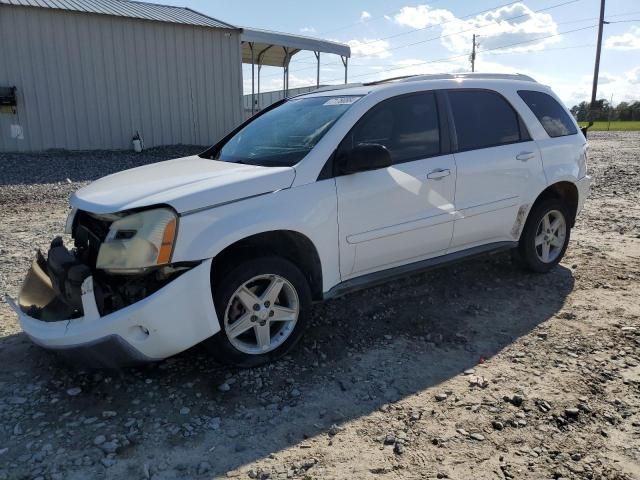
(71, 156, 296, 214)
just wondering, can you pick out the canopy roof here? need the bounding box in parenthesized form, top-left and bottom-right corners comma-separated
(241, 27, 350, 67)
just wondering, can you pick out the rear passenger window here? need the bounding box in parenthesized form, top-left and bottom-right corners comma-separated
(349, 92, 440, 164)
(518, 90, 577, 138)
(448, 90, 523, 151)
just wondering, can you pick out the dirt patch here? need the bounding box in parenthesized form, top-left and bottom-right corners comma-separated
(0, 132, 639, 479)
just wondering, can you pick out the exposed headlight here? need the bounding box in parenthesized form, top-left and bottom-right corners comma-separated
(96, 208, 177, 273)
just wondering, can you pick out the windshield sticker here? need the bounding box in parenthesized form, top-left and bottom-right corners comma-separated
(323, 96, 360, 106)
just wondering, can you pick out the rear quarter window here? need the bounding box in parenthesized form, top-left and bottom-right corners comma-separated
(518, 90, 577, 138)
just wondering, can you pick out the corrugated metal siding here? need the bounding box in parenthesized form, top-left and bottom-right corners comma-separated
(0, 5, 244, 152)
(0, 0, 236, 29)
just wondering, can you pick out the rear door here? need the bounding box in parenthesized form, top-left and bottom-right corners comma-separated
(447, 89, 546, 249)
(517, 89, 587, 182)
(335, 91, 457, 278)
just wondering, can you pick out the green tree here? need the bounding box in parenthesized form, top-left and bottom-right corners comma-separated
(630, 101, 640, 121)
(570, 101, 589, 121)
(571, 99, 640, 122)
(615, 102, 631, 121)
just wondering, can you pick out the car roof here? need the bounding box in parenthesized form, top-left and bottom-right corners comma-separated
(296, 73, 544, 99)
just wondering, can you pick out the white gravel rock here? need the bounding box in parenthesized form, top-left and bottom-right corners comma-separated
(66, 388, 82, 397)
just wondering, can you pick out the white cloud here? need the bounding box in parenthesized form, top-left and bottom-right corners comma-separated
(300, 26, 317, 34)
(394, 2, 560, 54)
(605, 27, 640, 50)
(347, 38, 392, 58)
(360, 11, 372, 21)
(394, 5, 454, 29)
(626, 66, 640, 84)
(580, 72, 618, 85)
(597, 73, 617, 85)
(552, 68, 640, 107)
(361, 56, 469, 82)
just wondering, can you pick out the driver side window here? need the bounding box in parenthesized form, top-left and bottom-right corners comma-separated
(344, 92, 441, 165)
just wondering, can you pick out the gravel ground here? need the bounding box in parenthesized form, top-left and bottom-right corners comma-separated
(0, 146, 206, 207)
(0, 132, 639, 480)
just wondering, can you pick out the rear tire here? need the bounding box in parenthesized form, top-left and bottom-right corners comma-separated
(207, 256, 311, 368)
(517, 198, 571, 273)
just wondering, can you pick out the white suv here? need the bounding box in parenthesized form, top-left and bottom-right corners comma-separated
(8, 73, 591, 368)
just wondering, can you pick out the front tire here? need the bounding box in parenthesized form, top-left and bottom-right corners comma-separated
(208, 256, 311, 367)
(517, 198, 571, 273)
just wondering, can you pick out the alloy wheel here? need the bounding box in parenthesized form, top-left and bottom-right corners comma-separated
(223, 274, 299, 355)
(534, 209, 567, 263)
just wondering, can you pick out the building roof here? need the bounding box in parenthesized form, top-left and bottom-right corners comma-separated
(1, 0, 351, 68)
(241, 27, 350, 67)
(0, 0, 237, 29)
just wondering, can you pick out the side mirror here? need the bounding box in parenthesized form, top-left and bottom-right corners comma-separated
(339, 143, 392, 175)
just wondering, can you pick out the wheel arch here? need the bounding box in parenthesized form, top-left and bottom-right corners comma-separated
(210, 230, 324, 301)
(529, 181, 579, 228)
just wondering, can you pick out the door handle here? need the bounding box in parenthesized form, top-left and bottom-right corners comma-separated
(427, 168, 451, 180)
(516, 151, 535, 161)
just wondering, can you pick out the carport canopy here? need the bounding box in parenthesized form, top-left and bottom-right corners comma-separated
(241, 27, 351, 113)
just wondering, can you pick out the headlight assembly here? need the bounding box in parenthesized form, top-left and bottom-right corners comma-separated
(96, 208, 177, 273)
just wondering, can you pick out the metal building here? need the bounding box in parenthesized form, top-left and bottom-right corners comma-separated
(0, 0, 350, 152)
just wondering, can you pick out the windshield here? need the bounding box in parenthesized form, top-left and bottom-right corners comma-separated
(214, 95, 362, 167)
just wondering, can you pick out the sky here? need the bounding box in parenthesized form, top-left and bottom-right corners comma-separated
(143, 0, 639, 107)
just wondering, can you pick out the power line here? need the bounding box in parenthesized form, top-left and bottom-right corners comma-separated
(285, 9, 638, 68)
(261, 0, 545, 76)
(287, 42, 598, 73)
(483, 42, 595, 55)
(248, 40, 598, 94)
(350, 0, 523, 46)
(328, 0, 579, 52)
(260, 0, 585, 80)
(317, 24, 598, 84)
(365, 43, 596, 66)
(606, 10, 640, 18)
(383, 0, 581, 54)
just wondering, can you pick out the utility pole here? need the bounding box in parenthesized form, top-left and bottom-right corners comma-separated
(470, 34, 478, 72)
(588, 0, 607, 127)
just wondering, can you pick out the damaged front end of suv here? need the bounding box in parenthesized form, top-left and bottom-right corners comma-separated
(22, 208, 189, 319)
(7, 206, 209, 367)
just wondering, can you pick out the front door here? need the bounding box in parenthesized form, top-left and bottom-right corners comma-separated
(335, 91, 457, 278)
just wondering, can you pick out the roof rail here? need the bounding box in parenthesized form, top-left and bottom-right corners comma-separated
(363, 75, 419, 86)
(289, 72, 539, 99)
(310, 83, 365, 93)
(364, 72, 538, 85)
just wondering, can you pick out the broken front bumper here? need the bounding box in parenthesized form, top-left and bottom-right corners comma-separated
(6, 257, 220, 368)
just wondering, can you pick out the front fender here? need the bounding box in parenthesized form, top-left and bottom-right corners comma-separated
(171, 181, 341, 293)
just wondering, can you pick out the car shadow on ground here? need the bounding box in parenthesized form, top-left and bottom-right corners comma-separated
(0, 253, 575, 478)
